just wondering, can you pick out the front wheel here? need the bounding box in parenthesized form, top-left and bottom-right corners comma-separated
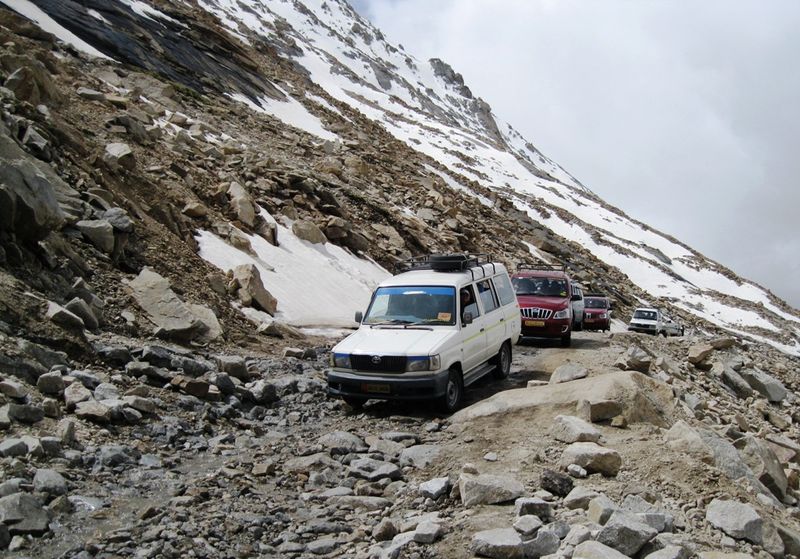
(439, 368, 464, 413)
(492, 342, 511, 379)
(560, 332, 572, 347)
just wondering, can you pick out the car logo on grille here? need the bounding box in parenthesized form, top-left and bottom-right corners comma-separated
(371, 355, 382, 364)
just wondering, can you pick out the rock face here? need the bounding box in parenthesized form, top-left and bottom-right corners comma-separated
(0, 123, 66, 241)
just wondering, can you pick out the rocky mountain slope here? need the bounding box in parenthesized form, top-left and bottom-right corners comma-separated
(0, 0, 799, 557)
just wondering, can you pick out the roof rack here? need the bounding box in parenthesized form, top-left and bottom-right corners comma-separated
(396, 253, 496, 280)
(516, 263, 566, 273)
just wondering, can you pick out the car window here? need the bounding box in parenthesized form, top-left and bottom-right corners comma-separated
(460, 285, 480, 322)
(585, 298, 607, 309)
(493, 274, 516, 306)
(512, 277, 567, 297)
(477, 280, 499, 313)
(364, 286, 456, 325)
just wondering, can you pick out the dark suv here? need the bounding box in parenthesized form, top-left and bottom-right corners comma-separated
(583, 295, 611, 332)
(512, 265, 581, 347)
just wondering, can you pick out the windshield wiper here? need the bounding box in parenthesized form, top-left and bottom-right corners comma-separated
(368, 319, 414, 326)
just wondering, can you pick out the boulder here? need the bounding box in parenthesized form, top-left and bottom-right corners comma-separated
(0, 493, 51, 535)
(564, 486, 600, 510)
(65, 297, 99, 330)
(319, 431, 366, 454)
(551, 414, 601, 443)
(292, 219, 327, 244)
(103, 142, 135, 170)
(741, 369, 788, 403)
(46, 302, 85, 332)
(515, 497, 553, 521)
(617, 346, 652, 373)
(33, 469, 68, 496)
(597, 510, 658, 555)
(76, 219, 115, 253)
(347, 458, 402, 482)
(560, 442, 622, 477)
(539, 468, 573, 497)
(231, 264, 278, 315)
(420, 477, 450, 500)
(128, 268, 206, 341)
(4, 61, 62, 106)
(227, 181, 256, 228)
(550, 362, 588, 383)
(75, 400, 112, 423)
(705, 498, 763, 544)
(452, 371, 675, 428)
(459, 473, 525, 507)
(399, 444, 441, 468)
(470, 528, 525, 559)
(687, 344, 714, 365)
(64, 382, 92, 410)
(734, 436, 789, 502)
(573, 540, 629, 559)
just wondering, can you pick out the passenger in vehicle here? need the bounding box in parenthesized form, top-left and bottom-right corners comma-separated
(460, 288, 478, 322)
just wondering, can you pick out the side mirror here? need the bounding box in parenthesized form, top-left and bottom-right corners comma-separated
(463, 312, 473, 325)
(354, 311, 363, 324)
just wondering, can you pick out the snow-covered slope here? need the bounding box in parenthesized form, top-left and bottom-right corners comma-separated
(6, 0, 797, 354)
(190, 0, 799, 353)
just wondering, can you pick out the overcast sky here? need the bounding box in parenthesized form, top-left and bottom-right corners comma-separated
(351, 0, 800, 310)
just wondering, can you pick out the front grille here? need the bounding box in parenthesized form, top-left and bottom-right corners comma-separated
(520, 307, 553, 319)
(350, 354, 407, 373)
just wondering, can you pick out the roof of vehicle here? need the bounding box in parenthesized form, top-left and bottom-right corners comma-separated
(512, 269, 569, 279)
(584, 295, 609, 300)
(380, 263, 509, 289)
(633, 307, 659, 312)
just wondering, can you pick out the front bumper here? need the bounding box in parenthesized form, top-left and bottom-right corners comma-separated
(519, 317, 570, 339)
(583, 316, 610, 330)
(327, 369, 450, 401)
(628, 324, 657, 334)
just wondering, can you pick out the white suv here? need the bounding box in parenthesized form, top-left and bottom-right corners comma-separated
(327, 254, 521, 411)
(628, 307, 684, 337)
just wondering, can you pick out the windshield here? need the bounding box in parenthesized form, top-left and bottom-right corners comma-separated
(512, 277, 568, 297)
(363, 286, 456, 326)
(633, 309, 658, 320)
(584, 298, 608, 309)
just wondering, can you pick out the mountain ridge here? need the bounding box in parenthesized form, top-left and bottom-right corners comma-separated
(0, 0, 797, 353)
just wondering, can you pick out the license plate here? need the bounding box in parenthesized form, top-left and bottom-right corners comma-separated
(361, 383, 390, 394)
(524, 320, 545, 327)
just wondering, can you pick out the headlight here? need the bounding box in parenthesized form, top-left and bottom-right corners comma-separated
(553, 308, 569, 319)
(332, 353, 351, 368)
(598, 313, 607, 319)
(406, 354, 440, 372)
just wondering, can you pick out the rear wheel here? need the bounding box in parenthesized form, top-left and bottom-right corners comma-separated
(560, 332, 572, 347)
(491, 342, 512, 379)
(439, 368, 464, 413)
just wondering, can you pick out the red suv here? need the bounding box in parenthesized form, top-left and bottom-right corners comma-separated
(511, 265, 578, 347)
(583, 295, 611, 332)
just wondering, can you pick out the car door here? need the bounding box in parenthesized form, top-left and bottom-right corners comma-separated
(459, 284, 486, 375)
(475, 279, 504, 363)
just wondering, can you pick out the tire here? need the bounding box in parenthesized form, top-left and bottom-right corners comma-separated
(342, 396, 366, 410)
(491, 342, 511, 379)
(660, 330, 667, 337)
(439, 368, 464, 413)
(560, 332, 572, 347)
